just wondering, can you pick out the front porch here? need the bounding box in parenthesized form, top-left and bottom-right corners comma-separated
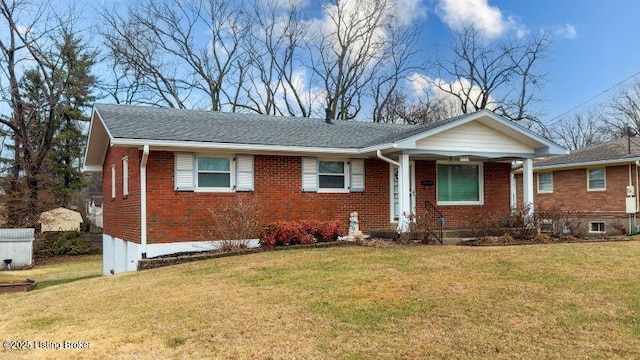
(367, 111, 564, 236)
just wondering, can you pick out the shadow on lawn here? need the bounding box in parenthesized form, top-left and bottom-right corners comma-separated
(36, 275, 101, 290)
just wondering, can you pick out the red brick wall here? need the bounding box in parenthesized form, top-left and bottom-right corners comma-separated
(103, 150, 513, 244)
(145, 152, 392, 244)
(414, 161, 511, 227)
(102, 147, 141, 242)
(142, 153, 513, 243)
(515, 164, 637, 214)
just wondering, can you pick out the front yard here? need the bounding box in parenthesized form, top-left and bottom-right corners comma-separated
(0, 243, 639, 359)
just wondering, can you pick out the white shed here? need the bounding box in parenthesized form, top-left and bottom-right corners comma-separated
(0, 228, 35, 269)
(39, 207, 84, 232)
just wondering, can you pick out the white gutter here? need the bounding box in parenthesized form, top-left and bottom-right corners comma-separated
(140, 145, 149, 259)
(515, 157, 640, 173)
(111, 138, 362, 155)
(376, 149, 400, 167)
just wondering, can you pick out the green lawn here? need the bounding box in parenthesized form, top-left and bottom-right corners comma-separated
(0, 243, 639, 359)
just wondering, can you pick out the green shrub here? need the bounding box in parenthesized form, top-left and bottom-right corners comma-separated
(35, 231, 95, 258)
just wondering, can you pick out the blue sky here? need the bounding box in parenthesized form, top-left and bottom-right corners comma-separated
(413, 0, 640, 126)
(77, 0, 640, 127)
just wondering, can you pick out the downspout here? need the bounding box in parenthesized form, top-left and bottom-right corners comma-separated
(629, 160, 640, 232)
(376, 149, 400, 167)
(140, 145, 149, 259)
(635, 160, 640, 212)
(509, 169, 516, 209)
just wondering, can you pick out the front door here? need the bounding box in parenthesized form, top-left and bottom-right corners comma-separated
(390, 162, 416, 222)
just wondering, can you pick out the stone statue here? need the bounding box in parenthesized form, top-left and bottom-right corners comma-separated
(348, 211, 362, 240)
(349, 211, 360, 236)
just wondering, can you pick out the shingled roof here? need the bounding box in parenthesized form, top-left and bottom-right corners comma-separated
(84, 104, 566, 171)
(535, 137, 640, 169)
(94, 103, 459, 149)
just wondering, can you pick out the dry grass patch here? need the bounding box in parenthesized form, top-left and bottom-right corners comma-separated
(0, 244, 639, 359)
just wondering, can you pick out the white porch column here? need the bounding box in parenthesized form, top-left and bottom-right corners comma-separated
(522, 158, 534, 217)
(398, 154, 411, 233)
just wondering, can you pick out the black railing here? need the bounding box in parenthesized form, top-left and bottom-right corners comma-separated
(425, 201, 444, 244)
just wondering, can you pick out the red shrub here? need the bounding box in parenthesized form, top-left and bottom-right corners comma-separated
(260, 220, 342, 248)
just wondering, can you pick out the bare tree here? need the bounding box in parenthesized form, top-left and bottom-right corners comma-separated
(243, 0, 310, 116)
(371, 17, 422, 123)
(431, 26, 550, 124)
(552, 110, 610, 151)
(310, 0, 420, 120)
(0, 0, 96, 226)
(100, 0, 251, 111)
(374, 91, 457, 124)
(607, 80, 640, 134)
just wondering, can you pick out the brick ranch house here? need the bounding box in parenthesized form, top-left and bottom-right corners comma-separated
(83, 104, 565, 275)
(513, 137, 640, 236)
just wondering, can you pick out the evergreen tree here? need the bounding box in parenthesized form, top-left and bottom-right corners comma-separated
(48, 32, 97, 208)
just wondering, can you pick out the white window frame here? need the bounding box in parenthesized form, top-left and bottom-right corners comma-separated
(589, 221, 606, 234)
(317, 159, 349, 193)
(436, 161, 484, 206)
(195, 155, 234, 192)
(111, 164, 116, 199)
(587, 167, 606, 191)
(122, 157, 129, 196)
(537, 172, 553, 193)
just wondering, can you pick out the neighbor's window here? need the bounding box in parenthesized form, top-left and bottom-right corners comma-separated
(537, 172, 553, 193)
(589, 221, 606, 233)
(122, 157, 129, 196)
(197, 156, 231, 189)
(437, 162, 483, 205)
(318, 161, 346, 189)
(588, 168, 606, 191)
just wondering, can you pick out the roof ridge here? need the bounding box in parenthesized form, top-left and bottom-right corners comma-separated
(94, 103, 419, 129)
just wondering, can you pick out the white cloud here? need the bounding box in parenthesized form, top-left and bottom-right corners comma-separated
(394, 0, 428, 26)
(435, 0, 516, 40)
(555, 23, 577, 39)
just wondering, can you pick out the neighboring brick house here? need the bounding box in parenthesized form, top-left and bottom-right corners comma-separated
(513, 137, 640, 236)
(83, 104, 564, 275)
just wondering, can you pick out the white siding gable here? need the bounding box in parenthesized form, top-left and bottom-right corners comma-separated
(416, 121, 533, 154)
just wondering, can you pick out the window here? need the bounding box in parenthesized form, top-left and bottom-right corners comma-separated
(537, 172, 553, 193)
(122, 157, 129, 196)
(111, 165, 116, 199)
(197, 156, 231, 189)
(589, 221, 606, 233)
(437, 162, 483, 205)
(318, 161, 346, 190)
(174, 153, 253, 192)
(588, 168, 606, 191)
(301, 158, 363, 193)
